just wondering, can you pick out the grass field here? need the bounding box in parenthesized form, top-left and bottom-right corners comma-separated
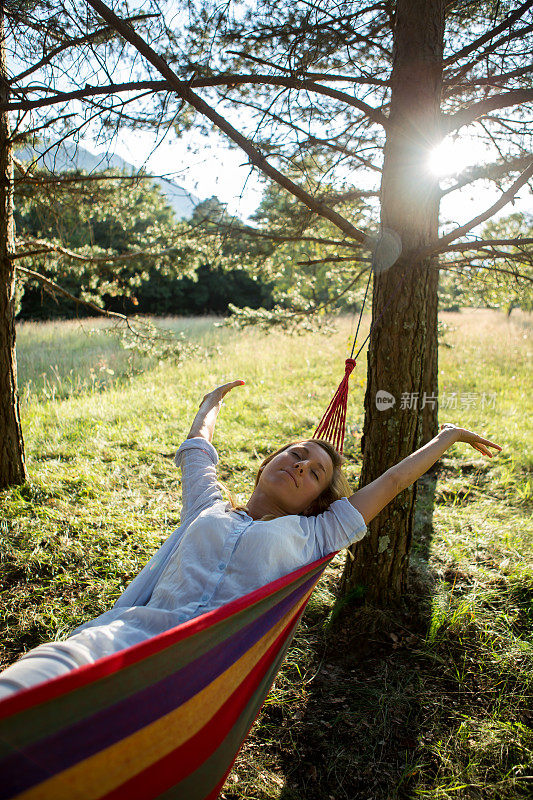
(1, 309, 532, 799)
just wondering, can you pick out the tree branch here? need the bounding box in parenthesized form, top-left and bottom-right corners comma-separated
(3, 79, 169, 111)
(417, 162, 533, 258)
(442, 250, 532, 265)
(4, 72, 389, 128)
(439, 238, 533, 252)
(5, 8, 66, 41)
(439, 154, 533, 197)
(15, 265, 129, 320)
(443, 90, 533, 133)
(437, 262, 532, 282)
(319, 187, 380, 205)
(85, 0, 372, 246)
(15, 267, 192, 344)
(13, 167, 161, 186)
(442, 0, 533, 68)
(10, 113, 77, 142)
(297, 255, 372, 265)
(226, 52, 390, 86)
(204, 221, 362, 248)
(444, 65, 533, 95)
(12, 237, 181, 263)
(445, 21, 533, 86)
(9, 13, 159, 85)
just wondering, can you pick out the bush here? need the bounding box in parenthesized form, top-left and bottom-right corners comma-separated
(17, 262, 274, 320)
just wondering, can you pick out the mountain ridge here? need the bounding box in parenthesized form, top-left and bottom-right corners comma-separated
(16, 141, 200, 220)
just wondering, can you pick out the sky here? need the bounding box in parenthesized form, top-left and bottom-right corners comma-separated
(87, 125, 530, 233)
(111, 128, 266, 218)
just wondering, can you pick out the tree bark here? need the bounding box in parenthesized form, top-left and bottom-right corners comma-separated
(0, 9, 27, 488)
(342, 0, 444, 605)
(422, 265, 439, 445)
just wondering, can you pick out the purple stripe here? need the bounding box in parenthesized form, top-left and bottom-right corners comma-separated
(0, 569, 323, 798)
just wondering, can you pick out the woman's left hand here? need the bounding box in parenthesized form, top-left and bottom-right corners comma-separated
(198, 380, 245, 410)
(440, 424, 502, 458)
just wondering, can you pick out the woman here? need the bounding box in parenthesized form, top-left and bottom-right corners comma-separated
(0, 380, 501, 699)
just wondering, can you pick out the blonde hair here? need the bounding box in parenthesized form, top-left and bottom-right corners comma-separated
(228, 438, 352, 518)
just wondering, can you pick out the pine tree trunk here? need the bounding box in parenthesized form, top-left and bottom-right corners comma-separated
(341, 0, 444, 605)
(0, 10, 27, 489)
(422, 266, 439, 445)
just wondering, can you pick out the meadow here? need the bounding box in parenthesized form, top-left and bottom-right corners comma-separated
(1, 309, 532, 799)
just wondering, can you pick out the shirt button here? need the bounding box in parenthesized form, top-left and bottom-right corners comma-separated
(218, 562, 226, 571)
(201, 593, 209, 603)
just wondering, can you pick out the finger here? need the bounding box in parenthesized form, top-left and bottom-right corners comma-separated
(477, 441, 501, 452)
(473, 435, 502, 450)
(221, 379, 245, 394)
(216, 381, 245, 402)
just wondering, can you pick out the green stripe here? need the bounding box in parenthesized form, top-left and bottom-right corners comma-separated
(0, 564, 324, 753)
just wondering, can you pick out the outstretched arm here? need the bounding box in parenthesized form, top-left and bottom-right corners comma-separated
(176, 380, 245, 522)
(187, 380, 245, 442)
(349, 424, 502, 524)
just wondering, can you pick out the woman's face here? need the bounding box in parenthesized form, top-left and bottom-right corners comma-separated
(258, 441, 334, 515)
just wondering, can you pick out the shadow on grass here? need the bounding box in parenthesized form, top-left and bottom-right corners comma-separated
(412, 468, 438, 562)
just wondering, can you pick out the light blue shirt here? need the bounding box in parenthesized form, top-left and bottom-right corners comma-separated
(0, 438, 368, 695)
(67, 437, 367, 644)
(144, 438, 367, 620)
(77, 437, 366, 630)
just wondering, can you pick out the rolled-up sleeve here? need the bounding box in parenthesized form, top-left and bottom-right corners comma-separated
(175, 438, 224, 522)
(301, 498, 367, 557)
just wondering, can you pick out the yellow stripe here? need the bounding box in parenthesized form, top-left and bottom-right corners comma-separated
(15, 586, 314, 800)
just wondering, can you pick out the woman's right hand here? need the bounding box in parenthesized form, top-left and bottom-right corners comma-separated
(199, 380, 245, 409)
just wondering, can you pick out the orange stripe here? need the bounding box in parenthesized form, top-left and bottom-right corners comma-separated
(14, 586, 314, 800)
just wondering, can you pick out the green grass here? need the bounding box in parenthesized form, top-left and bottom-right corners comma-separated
(1, 308, 532, 799)
(15, 315, 235, 401)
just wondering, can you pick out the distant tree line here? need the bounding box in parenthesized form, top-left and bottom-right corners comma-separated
(18, 261, 274, 319)
(13, 159, 530, 322)
(13, 168, 275, 319)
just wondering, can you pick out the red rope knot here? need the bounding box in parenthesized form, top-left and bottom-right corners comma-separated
(344, 358, 356, 375)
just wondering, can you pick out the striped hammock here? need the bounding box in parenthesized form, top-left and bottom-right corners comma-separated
(0, 553, 335, 800)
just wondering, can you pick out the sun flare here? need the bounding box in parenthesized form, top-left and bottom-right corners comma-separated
(428, 135, 484, 177)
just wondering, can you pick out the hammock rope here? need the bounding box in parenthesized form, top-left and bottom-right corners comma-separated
(314, 232, 404, 452)
(350, 269, 373, 361)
